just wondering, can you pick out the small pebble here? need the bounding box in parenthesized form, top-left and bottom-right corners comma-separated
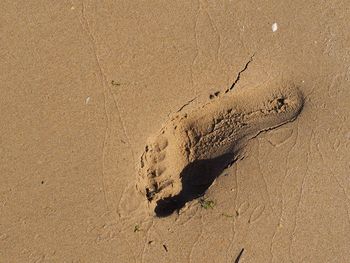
(272, 22, 278, 32)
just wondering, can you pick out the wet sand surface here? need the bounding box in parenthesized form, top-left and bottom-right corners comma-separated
(1, 1, 350, 262)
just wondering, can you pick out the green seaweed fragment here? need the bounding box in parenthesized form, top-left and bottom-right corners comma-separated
(199, 198, 215, 209)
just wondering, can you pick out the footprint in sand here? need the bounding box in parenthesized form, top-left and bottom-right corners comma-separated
(136, 81, 304, 217)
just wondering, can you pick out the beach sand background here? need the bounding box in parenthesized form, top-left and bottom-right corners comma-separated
(1, 1, 350, 262)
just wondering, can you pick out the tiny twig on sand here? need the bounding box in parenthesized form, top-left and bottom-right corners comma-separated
(234, 248, 244, 263)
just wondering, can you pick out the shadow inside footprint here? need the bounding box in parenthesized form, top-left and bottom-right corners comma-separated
(154, 153, 236, 217)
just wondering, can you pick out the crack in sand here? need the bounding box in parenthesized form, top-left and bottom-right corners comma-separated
(225, 54, 255, 93)
(270, 119, 300, 262)
(189, 0, 200, 92)
(257, 141, 275, 217)
(71, 0, 111, 211)
(177, 97, 198, 113)
(289, 129, 314, 262)
(72, 0, 137, 218)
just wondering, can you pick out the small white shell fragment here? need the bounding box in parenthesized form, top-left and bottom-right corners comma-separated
(85, 97, 91, 104)
(272, 22, 278, 32)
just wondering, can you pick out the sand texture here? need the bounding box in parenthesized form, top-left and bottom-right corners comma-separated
(1, 1, 350, 262)
(138, 83, 303, 216)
